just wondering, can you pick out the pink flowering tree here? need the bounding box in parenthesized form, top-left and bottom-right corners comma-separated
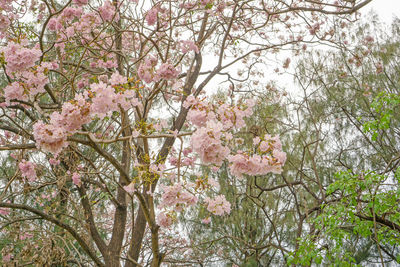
(0, 0, 372, 266)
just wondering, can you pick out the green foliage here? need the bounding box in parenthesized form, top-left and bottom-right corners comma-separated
(363, 91, 400, 140)
(283, 17, 400, 266)
(294, 170, 400, 265)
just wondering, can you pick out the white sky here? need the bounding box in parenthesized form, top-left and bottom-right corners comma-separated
(367, 0, 400, 23)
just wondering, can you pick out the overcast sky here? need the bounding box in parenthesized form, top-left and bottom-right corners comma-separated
(367, 0, 400, 23)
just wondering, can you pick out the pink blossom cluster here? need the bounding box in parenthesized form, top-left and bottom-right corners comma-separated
(0, 13, 10, 33)
(185, 96, 215, 127)
(228, 135, 286, 178)
(72, 172, 81, 186)
(89, 81, 140, 118)
(48, 7, 82, 32)
(32, 75, 139, 155)
(46, 3, 119, 57)
(0, 0, 13, 11)
(33, 94, 91, 155)
(157, 63, 180, 80)
(138, 56, 180, 84)
(48, 17, 63, 31)
(185, 96, 255, 130)
(9, 62, 58, 102)
(98, 1, 118, 22)
(89, 82, 120, 118)
(109, 72, 127, 85)
(180, 40, 199, 54)
(1, 41, 41, 74)
(156, 212, 173, 228)
(33, 121, 69, 155)
(64, 7, 83, 21)
(123, 183, 136, 194)
(1, 43, 58, 105)
(3, 82, 27, 105)
(217, 102, 253, 130)
(50, 94, 91, 132)
(204, 195, 231, 216)
(145, 6, 158, 26)
(186, 94, 285, 178)
(254, 134, 283, 152)
(73, 0, 88, 6)
(18, 62, 53, 95)
(168, 146, 195, 168)
(191, 121, 230, 166)
(19, 160, 37, 182)
(228, 153, 280, 178)
(160, 183, 198, 211)
(138, 56, 158, 83)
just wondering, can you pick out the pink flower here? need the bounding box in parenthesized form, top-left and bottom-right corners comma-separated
(3, 253, 11, 262)
(191, 121, 229, 166)
(47, 18, 60, 31)
(123, 183, 136, 194)
(217, 104, 250, 130)
(259, 141, 269, 152)
(19, 232, 33, 240)
(50, 96, 91, 133)
(99, 1, 117, 22)
(253, 136, 261, 145)
(183, 95, 198, 109)
(73, 0, 88, 6)
(72, 172, 81, 186)
(3, 82, 27, 105)
(33, 121, 69, 155)
(1, 41, 42, 73)
(160, 183, 198, 211)
(268, 135, 282, 150)
(180, 40, 199, 54)
(365, 35, 374, 43)
(201, 217, 211, 224)
(0, 14, 10, 32)
(63, 7, 82, 20)
(187, 109, 208, 127)
(156, 212, 173, 228)
(138, 56, 157, 83)
(65, 26, 75, 38)
(19, 160, 37, 182)
(204, 195, 231, 216)
(146, 7, 158, 26)
(273, 149, 287, 165)
(90, 82, 119, 118)
(228, 153, 256, 178)
(109, 72, 127, 85)
(156, 63, 179, 80)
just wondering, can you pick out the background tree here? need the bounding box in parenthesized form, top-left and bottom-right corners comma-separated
(184, 14, 400, 266)
(290, 16, 400, 266)
(0, 0, 372, 266)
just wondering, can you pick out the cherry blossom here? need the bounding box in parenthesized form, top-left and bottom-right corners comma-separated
(204, 195, 231, 216)
(72, 172, 81, 186)
(19, 160, 37, 182)
(1, 41, 41, 74)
